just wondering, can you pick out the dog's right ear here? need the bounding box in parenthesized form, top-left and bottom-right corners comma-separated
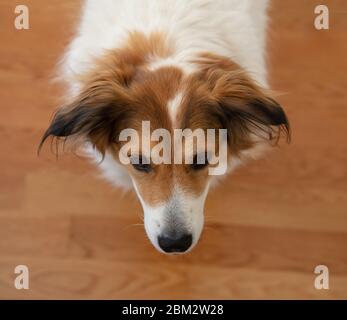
(38, 82, 132, 155)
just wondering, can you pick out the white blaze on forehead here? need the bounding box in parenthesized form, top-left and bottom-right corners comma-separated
(147, 56, 197, 74)
(167, 91, 184, 124)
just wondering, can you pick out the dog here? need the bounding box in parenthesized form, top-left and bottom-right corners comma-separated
(40, 0, 289, 254)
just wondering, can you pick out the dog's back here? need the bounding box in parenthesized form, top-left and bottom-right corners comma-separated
(63, 0, 269, 93)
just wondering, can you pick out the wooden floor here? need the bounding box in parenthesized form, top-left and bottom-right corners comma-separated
(0, 0, 347, 299)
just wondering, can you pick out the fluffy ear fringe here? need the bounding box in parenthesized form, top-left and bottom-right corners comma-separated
(209, 70, 290, 153)
(38, 100, 132, 157)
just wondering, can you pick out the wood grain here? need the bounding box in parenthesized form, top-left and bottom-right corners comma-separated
(0, 0, 346, 299)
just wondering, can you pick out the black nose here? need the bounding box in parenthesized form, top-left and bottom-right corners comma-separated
(158, 234, 193, 253)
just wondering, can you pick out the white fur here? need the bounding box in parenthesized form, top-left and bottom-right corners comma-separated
(133, 180, 209, 254)
(60, 0, 270, 253)
(167, 92, 184, 123)
(63, 0, 269, 95)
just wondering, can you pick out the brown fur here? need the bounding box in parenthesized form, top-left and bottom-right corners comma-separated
(40, 32, 290, 207)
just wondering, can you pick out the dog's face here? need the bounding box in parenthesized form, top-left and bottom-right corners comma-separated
(116, 119, 216, 253)
(40, 32, 289, 254)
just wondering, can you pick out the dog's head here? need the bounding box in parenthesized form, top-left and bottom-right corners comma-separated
(40, 32, 289, 254)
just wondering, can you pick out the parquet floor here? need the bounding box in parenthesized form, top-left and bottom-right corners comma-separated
(0, 0, 346, 299)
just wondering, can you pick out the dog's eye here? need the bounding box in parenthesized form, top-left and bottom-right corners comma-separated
(191, 153, 209, 171)
(131, 155, 152, 173)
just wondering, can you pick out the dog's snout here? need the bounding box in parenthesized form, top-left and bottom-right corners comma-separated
(158, 233, 192, 253)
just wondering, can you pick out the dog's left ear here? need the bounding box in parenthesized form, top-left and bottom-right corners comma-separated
(209, 70, 290, 152)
